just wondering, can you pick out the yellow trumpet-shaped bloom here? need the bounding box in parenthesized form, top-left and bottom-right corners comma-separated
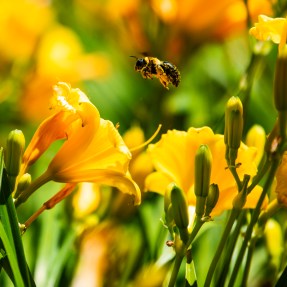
(250, 15, 287, 54)
(18, 82, 140, 205)
(145, 127, 265, 215)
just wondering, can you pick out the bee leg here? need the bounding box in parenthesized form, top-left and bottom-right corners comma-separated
(140, 67, 152, 79)
(159, 78, 169, 89)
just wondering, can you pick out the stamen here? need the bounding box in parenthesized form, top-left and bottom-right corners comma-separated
(129, 124, 162, 152)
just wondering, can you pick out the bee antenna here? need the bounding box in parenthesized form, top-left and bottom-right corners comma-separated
(130, 56, 138, 59)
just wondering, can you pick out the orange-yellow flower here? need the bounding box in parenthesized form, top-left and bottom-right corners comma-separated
(275, 152, 287, 206)
(0, 0, 53, 60)
(19, 25, 110, 123)
(250, 15, 287, 54)
(145, 127, 265, 215)
(17, 82, 140, 205)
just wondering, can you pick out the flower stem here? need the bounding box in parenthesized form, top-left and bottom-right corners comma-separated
(168, 251, 185, 287)
(247, 160, 270, 193)
(229, 165, 242, 190)
(167, 217, 204, 287)
(240, 237, 256, 286)
(1, 168, 35, 286)
(216, 210, 246, 286)
(204, 208, 240, 287)
(14, 171, 51, 207)
(228, 158, 281, 286)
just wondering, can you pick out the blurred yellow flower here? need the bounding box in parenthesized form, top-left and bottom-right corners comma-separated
(250, 15, 287, 53)
(17, 82, 140, 205)
(36, 25, 110, 81)
(151, 0, 274, 40)
(20, 25, 110, 123)
(250, 15, 286, 44)
(123, 125, 154, 190)
(246, 124, 266, 166)
(0, 0, 53, 60)
(73, 183, 101, 218)
(275, 152, 287, 206)
(145, 127, 265, 215)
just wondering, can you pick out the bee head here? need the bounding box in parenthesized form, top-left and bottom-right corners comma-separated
(130, 56, 148, 71)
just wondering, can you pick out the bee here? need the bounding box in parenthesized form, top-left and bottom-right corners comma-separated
(131, 56, 180, 89)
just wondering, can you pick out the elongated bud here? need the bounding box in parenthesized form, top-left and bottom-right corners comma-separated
(246, 125, 266, 166)
(224, 96, 243, 165)
(164, 184, 175, 233)
(204, 184, 219, 217)
(265, 219, 283, 269)
(6, 130, 25, 177)
(14, 173, 32, 198)
(194, 145, 212, 217)
(170, 185, 189, 229)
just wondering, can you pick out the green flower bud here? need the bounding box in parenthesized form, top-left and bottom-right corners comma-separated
(164, 183, 173, 214)
(224, 96, 243, 165)
(205, 184, 219, 217)
(194, 145, 212, 198)
(14, 173, 31, 198)
(194, 145, 212, 217)
(5, 130, 25, 177)
(170, 185, 189, 229)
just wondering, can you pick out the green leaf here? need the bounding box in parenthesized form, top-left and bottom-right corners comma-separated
(0, 221, 25, 287)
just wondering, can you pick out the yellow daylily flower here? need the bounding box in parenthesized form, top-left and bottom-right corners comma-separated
(145, 127, 265, 215)
(275, 152, 287, 206)
(250, 15, 287, 53)
(0, 0, 53, 60)
(17, 82, 140, 205)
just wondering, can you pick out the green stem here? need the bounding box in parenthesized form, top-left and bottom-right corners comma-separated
(14, 171, 51, 207)
(168, 250, 185, 287)
(167, 217, 204, 287)
(186, 216, 204, 248)
(240, 237, 256, 287)
(247, 160, 270, 193)
(228, 158, 281, 287)
(1, 168, 35, 286)
(216, 211, 246, 286)
(204, 208, 240, 287)
(229, 166, 242, 190)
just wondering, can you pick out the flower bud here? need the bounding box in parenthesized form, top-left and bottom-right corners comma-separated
(170, 185, 189, 230)
(224, 96, 243, 165)
(194, 145, 212, 217)
(265, 219, 283, 269)
(246, 125, 266, 166)
(5, 130, 25, 178)
(14, 173, 32, 198)
(204, 184, 219, 217)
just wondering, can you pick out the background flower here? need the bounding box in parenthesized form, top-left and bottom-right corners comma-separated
(145, 126, 264, 215)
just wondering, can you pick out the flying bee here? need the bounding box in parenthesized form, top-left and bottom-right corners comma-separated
(131, 56, 181, 89)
